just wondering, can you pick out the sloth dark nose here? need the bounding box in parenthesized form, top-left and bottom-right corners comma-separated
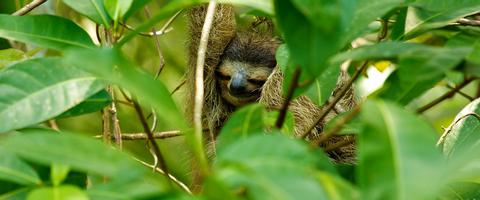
(230, 83, 247, 95)
(229, 73, 247, 95)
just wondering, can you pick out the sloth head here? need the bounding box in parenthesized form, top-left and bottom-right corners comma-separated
(216, 32, 279, 107)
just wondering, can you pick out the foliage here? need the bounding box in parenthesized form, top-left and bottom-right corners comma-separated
(0, 0, 480, 199)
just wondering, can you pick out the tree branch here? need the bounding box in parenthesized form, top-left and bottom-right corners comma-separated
(12, 0, 47, 16)
(132, 100, 171, 186)
(416, 78, 475, 113)
(275, 68, 301, 129)
(94, 131, 182, 140)
(192, 1, 217, 177)
(132, 157, 192, 194)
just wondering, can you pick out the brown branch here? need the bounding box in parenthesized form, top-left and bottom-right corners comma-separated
(311, 105, 361, 147)
(299, 61, 368, 139)
(132, 100, 171, 186)
(275, 67, 301, 129)
(456, 18, 480, 26)
(12, 0, 47, 16)
(416, 78, 475, 113)
(94, 131, 182, 140)
(446, 84, 474, 101)
(324, 136, 355, 152)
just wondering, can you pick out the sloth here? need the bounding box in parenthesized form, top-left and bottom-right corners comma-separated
(186, 4, 356, 163)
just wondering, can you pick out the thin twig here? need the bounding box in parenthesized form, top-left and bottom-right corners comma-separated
(193, 1, 217, 177)
(446, 84, 474, 101)
(416, 78, 475, 113)
(94, 131, 181, 140)
(12, 0, 47, 16)
(275, 68, 301, 129)
(324, 136, 355, 152)
(171, 79, 186, 95)
(132, 100, 171, 186)
(455, 18, 480, 26)
(107, 86, 123, 148)
(311, 105, 361, 147)
(48, 120, 59, 131)
(144, 7, 166, 79)
(121, 24, 173, 37)
(132, 157, 192, 194)
(299, 61, 369, 139)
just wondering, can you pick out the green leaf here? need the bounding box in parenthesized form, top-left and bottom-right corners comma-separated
(390, 7, 408, 40)
(358, 100, 445, 200)
(215, 134, 333, 200)
(0, 148, 41, 186)
(57, 90, 112, 118)
(26, 185, 88, 200)
(274, 0, 343, 83)
(442, 98, 480, 158)
(0, 188, 31, 200)
(0, 129, 169, 191)
(0, 58, 105, 133)
(0, 49, 26, 69)
(63, 48, 186, 129)
(103, 0, 133, 21)
(51, 164, 70, 187)
(304, 64, 341, 106)
(331, 42, 433, 64)
(406, 0, 480, 39)
(341, 0, 404, 44)
(379, 47, 469, 105)
(124, 0, 151, 19)
(217, 104, 265, 152)
(62, 0, 111, 28)
(0, 14, 94, 51)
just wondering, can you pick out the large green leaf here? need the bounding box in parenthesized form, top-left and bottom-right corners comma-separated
(442, 98, 480, 158)
(274, 0, 344, 84)
(0, 58, 105, 133)
(358, 100, 445, 200)
(0, 129, 168, 189)
(379, 47, 468, 105)
(62, 0, 111, 27)
(103, 0, 133, 22)
(63, 48, 186, 129)
(341, 0, 405, 45)
(0, 14, 94, 51)
(57, 90, 111, 118)
(26, 185, 88, 200)
(406, 0, 480, 39)
(331, 42, 432, 64)
(217, 104, 265, 152)
(0, 149, 41, 186)
(215, 134, 341, 200)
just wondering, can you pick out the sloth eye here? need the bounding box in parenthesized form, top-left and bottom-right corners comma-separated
(248, 79, 266, 85)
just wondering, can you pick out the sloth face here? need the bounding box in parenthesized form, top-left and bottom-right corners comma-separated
(216, 59, 273, 107)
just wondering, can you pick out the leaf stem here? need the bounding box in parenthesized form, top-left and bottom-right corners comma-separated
(12, 0, 47, 16)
